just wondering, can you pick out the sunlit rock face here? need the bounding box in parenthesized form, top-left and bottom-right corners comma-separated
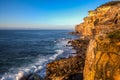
(75, 1, 120, 37)
(84, 31, 120, 80)
(83, 1, 120, 80)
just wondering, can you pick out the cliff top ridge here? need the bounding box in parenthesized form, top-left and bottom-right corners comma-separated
(96, 1, 120, 9)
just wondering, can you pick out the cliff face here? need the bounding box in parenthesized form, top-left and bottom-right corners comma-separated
(45, 1, 120, 80)
(82, 1, 120, 80)
(84, 31, 120, 80)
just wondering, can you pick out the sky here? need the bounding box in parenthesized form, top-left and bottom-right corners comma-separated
(0, 0, 111, 29)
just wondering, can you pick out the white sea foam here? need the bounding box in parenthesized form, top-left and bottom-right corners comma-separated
(1, 51, 64, 80)
(16, 71, 24, 80)
(49, 50, 64, 60)
(0, 38, 75, 80)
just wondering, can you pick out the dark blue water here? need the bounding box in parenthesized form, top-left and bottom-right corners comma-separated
(0, 30, 76, 80)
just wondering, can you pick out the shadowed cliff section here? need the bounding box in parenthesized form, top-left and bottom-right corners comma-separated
(45, 1, 120, 80)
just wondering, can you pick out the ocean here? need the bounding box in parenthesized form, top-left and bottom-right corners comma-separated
(0, 30, 76, 80)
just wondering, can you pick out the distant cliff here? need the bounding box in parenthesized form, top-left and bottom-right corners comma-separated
(45, 1, 120, 80)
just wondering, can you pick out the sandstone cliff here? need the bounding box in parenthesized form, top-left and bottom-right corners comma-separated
(45, 1, 120, 80)
(81, 1, 120, 80)
(75, 1, 120, 37)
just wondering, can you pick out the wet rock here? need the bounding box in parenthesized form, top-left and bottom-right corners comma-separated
(63, 73, 83, 80)
(18, 72, 42, 80)
(28, 73, 43, 80)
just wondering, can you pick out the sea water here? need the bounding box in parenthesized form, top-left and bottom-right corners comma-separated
(0, 30, 76, 80)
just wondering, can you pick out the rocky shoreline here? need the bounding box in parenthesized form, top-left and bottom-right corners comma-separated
(20, 1, 120, 80)
(43, 32, 93, 80)
(44, 38, 89, 80)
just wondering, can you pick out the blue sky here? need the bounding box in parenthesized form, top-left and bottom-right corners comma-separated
(0, 0, 110, 29)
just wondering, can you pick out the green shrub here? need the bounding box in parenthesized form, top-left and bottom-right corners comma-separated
(108, 30, 120, 40)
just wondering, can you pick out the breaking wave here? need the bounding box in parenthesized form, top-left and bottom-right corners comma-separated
(1, 38, 75, 80)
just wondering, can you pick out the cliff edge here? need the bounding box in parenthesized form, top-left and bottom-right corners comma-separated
(45, 1, 120, 80)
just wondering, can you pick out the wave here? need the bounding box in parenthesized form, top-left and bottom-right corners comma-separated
(0, 38, 74, 80)
(49, 50, 64, 60)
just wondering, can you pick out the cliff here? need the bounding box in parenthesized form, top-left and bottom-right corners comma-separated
(84, 30, 120, 80)
(80, 1, 120, 80)
(45, 1, 120, 80)
(75, 1, 120, 37)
